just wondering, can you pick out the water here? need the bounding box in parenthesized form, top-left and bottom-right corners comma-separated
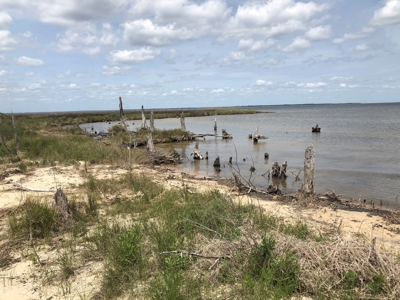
(81, 103, 400, 207)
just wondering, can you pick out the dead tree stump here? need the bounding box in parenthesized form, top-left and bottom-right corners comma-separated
(271, 162, 280, 177)
(140, 105, 148, 130)
(213, 156, 220, 168)
(150, 111, 155, 131)
(147, 133, 155, 153)
(302, 145, 315, 194)
(180, 110, 186, 131)
(54, 188, 72, 220)
(190, 143, 203, 160)
(280, 161, 288, 178)
(264, 152, 269, 159)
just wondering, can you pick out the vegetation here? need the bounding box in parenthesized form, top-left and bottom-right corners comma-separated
(2, 173, 399, 299)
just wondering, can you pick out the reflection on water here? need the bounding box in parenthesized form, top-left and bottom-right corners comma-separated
(81, 103, 400, 207)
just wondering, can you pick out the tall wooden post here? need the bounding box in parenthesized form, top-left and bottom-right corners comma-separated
(303, 145, 315, 194)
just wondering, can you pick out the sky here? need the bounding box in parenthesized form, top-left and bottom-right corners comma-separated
(1, 0, 400, 113)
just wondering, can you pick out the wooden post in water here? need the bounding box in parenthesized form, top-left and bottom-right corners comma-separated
(180, 110, 186, 131)
(214, 110, 217, 132)
(141, 105, 147, 130)
(303, 145, 315, 194)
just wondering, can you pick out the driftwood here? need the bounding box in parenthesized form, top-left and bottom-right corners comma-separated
(291, 170, 302, 181)
(190, 143, 203, 160)
(149, 149, 182, 165)
(54, 188, 72, 220)
(13, 182, 56, 192)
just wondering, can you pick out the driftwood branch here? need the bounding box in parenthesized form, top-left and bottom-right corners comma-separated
(160, 250, 229, 260)
(12, 182, 56, 192)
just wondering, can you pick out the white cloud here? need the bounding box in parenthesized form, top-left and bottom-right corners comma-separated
(282, 37, 311, 52)
(0, 69, 10, 76)
(88, 82, 101, 87)
(0, 30, 17, 51)
(109, 48, 161, 64)
(25, 71, 34, 76)
(0, 12, 12, 29)
(254, 79, 273, 86)
(22, 31, 32, 38)
(297, 82, 326, 88)
(210, 88, 224, 93)
(354, 44, 369, 51)
(102, 65, 131, 75)
(169, 49, 179, 59)
(17, 56, 44, 66)
(305, 25, 331, 40)
(339, 83, 347, 87)
(370, 0, 400, 26)
(333, 27, 375, 44)
(238, 38, 274, 51)
(330, 76, 353, 81)
(226, 0, 330, 40)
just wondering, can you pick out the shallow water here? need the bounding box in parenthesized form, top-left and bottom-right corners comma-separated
(81, 103, 400, 208)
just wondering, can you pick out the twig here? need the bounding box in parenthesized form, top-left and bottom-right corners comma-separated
(160, 250, 228, 260)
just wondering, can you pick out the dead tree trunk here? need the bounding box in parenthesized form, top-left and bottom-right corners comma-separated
(147, 133, 155, 153)
(280, 161, 288, 178)
(54, 188, 72, 220)
(150, 111, 155, 132)
(190, 143, 203, 160)
(271, 162, 280, 177)
(140, 105, 148, 130)
(302, 145, 315, 194)
(180, 110, 186, 131)
(213, 156, 220, 168)
(119, 97, 129, 131)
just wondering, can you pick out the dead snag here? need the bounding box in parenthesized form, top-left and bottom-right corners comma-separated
(190, 143, 203, 160)
(180, 110, 186, 131)
(213, 156, 220, 168)
(303, 145, 315, 193)
(280, 161, 288, 178)
(147, 133, 155, 153)
(271, 162, 280, 177)
(54, 188, 72, 220)
(140, 105, 148, 130)
(150, 111, 155, 131)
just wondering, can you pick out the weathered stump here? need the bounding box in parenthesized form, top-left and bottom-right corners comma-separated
(222, 129, 232, 139)
(229, 157, 232, 165)
(205, 151, 209, 160)
(271, 162, 281, 177)
(147, 133, 155, 153)
(264, 152, 269, 159)
(302, 145, 315, 194)
(280, 161, 288, 178)
(150, 111, 155, 131)
(190, 143, 203, 160)
(180, 110, 186, 131)
(54, 188, 72, 220)
(140, 105, 148, 130)
(248, 134, 252, 139)
(213, 156, 220, 168)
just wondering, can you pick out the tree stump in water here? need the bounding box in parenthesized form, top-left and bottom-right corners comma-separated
(150, 111, 155, 132)
(213, 156, 220, 168)
(190, 143, 203, 160)
(180, 110, 186, 131)
(271, 162, 280, 177)
(54, 188, 72, 220)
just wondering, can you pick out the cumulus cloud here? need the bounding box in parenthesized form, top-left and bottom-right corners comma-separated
(0, 12, 12, 29)
(0, 30, 17, 51)
(108, 48, 161, 64)
(305, 25, 331, 40)
(354, 44, 369, 51)
(370, 0, 400, 26)
(282, 37, 311, 52)
(238, 38, 274, 51)
(0, 69, 11, 76)
(297, 82, 326, 88)
(225, 0, 330, 40)
(17, 56, 44, 66)
(210, 88, 224, 93)
(254, 79, 273, 86)
(102, 65, 131, 75)
(333, 27, 375, 44)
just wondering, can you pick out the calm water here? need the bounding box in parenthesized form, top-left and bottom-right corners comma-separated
(82, 103, 400, 207)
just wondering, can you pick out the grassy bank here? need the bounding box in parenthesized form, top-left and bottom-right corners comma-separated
(2, 172, 399, 299)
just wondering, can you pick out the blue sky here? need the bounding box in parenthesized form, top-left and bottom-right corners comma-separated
(1, 0, 400, 112)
